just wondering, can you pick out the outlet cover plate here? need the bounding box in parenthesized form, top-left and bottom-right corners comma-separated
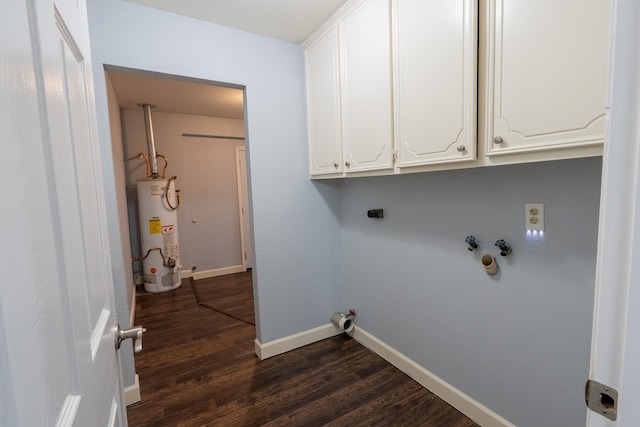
(525, 203, 544, 232)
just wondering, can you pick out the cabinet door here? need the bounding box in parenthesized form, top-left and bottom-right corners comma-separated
(306, 26, 343, 175)
(486, 0, 611, 156)
(394, 0, 477, 167)
(340, 0, 394, 172)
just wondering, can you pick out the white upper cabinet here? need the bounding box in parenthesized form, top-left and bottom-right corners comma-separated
(394, 0, 477, 167)
(485, 0, 611, 157)
(340, 0, 393, 172)
(305, 0, 612, 178)
(306, 27, 343, 175)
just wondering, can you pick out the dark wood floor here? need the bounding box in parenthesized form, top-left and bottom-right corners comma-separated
(127, 272, 479, 426)
(190, 273, 255, 325)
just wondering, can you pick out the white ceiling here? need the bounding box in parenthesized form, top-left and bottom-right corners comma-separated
(126, 0, 348, 43)
(107, 69, 245, 119)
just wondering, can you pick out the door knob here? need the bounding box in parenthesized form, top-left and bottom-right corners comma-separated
(115, 323, 147, 353)
(493, 136, 504, 144)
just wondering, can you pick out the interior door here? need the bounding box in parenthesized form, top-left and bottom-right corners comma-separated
(587, 0, 640, 425)
(0, 0, 125, 425)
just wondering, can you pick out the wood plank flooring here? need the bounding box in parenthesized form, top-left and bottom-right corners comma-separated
(190, 273, 255, 325)
(127, 272, 479, 427)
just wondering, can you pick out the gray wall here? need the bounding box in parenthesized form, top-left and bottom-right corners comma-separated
(180, 137, 245, 272)
(120, 110, 246, 274)
(340, 157, 602, 427)
(87, 0, 343, 349)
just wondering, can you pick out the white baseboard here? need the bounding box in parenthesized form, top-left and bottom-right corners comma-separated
(251, 323, 514, 426)
(124, 374, 141, 406)
(255, 323, 343, 360)
(351, 327, 515, 427)
(181, 265, 245, 280)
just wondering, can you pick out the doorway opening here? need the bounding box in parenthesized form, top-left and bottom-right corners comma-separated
(103, 64, 256, 330)
(106, 67, 253, 281)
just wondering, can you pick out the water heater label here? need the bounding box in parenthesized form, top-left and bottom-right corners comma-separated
(150, 184, 162, 196)
(162, 225, 179, 259)
(149, 218, 162, 234)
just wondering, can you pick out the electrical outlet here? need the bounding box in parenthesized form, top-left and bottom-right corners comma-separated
(525, 203, 544, 232)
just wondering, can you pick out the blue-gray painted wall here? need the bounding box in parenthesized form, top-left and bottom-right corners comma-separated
(340, 157, 601, 426)
(87, 2, 602, 425)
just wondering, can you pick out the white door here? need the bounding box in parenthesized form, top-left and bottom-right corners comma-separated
(587, 0, 640, 425)
(0, 0, 125, 426)
(236, 147, 253, 270)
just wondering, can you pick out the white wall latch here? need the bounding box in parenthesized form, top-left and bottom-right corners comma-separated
(585, 379, 617, 421)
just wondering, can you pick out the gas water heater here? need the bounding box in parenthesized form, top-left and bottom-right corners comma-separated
(135, 104, 181, 293)
(137, 177, 181, 292)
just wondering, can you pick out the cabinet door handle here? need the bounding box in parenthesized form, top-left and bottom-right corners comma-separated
(345, 162, 350, 168)
(456, 145, 466, 152)
(333, 162, 339, 168)
(493, 136, 504, 144)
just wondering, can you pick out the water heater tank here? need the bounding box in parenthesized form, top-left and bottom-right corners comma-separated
(137, 178, 181, 292)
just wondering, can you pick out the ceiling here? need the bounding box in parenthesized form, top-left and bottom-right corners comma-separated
(108, 69, 245, 119)
(126, 0, 348, 43)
